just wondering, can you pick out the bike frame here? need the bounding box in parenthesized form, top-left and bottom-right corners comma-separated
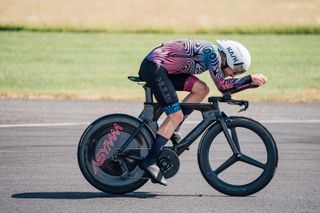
(117, 83, 246, 157)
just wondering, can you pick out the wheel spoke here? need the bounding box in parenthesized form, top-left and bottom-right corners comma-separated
(230, 127, 241, 152)
(240, 154, 265, 169)
(214, 155, 237, 175)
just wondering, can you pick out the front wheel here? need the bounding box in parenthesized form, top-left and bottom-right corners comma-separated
(198, 117, 278, 196)
(77, 114, 154, 194)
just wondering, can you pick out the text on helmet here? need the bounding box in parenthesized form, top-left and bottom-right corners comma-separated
(226, 47, 239, 63)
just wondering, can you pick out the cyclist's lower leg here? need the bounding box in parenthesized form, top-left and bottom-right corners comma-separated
(140, 111, 184, 185)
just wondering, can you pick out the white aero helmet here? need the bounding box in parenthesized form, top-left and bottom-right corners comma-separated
(216, 39, 251, 74)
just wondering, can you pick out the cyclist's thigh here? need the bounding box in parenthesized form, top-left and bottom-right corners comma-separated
(139, 59, 180, 115)
(168, 74, 199, 92)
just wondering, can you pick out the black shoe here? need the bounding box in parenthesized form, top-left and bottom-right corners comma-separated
(170, 131, 189, 150)
(170, 131, 182, 145)
(139, 160, 167, 186)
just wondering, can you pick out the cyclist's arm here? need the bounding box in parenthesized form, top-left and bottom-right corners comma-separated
(208, 67, 253, 94)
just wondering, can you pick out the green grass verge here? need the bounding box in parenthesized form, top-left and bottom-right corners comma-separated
(0, 31, 320, 102)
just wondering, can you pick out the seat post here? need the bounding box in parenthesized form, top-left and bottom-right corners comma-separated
(143, 85, 153, 103)
(128, 76, 153, 103)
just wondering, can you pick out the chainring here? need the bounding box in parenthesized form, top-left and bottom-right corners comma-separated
(158, 147, 180, 179)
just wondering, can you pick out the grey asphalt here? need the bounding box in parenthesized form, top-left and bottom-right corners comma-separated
(0, 99, 320, 213)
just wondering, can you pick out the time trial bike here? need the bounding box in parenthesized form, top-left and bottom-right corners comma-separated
(77, 76, 278, 196)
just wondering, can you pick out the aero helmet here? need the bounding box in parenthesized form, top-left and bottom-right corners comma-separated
(216, 39, 251, 74)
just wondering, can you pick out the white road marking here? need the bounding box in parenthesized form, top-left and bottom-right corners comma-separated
(0, 120, 320, 128)
(184, 120, 320, 124)
(0, 123, 88, 128)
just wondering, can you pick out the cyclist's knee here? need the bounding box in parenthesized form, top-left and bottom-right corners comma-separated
(203, 84, 210, 95)
(192, 81, 210, 97)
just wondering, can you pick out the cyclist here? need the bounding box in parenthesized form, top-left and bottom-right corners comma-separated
(138, 39, 267, 185)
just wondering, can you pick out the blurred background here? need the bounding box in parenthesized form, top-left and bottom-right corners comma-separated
(0, 0, 319, 102)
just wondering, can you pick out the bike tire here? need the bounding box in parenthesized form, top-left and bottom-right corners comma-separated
(78, 113, 155, 194)
(197, 116, 278, 196)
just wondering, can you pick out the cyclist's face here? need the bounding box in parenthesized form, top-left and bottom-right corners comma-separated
(223, 66, 246, 78)
(223, 67, 236, 77)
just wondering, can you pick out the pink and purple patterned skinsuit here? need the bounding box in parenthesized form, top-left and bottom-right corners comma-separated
(139, 38, 252, 115)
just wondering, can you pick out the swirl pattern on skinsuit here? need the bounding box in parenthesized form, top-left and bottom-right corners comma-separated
(147, 39, 218, 74)
(146, 38, 252, 94)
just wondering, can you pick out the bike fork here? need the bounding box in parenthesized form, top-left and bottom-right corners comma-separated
(219, 113, 241, 157)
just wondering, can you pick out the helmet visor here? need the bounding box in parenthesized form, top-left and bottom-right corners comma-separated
(233, 63, 246, 75)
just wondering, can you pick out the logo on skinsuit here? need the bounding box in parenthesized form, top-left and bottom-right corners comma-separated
(156, 77, 173, 103)
(92, 123, 123, 175)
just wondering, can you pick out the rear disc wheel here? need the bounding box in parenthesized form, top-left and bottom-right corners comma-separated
(78, 114, 154, 194)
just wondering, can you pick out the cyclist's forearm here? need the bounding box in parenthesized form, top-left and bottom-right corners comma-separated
(215, 75, 252, 94)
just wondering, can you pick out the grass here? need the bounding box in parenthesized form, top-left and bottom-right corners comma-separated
(0, 31, 320, 102)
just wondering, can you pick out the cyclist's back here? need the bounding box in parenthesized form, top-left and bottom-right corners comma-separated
(146, 38, 220, 76)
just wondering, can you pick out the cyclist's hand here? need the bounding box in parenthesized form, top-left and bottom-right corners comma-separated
(251, 73, 268, 86)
